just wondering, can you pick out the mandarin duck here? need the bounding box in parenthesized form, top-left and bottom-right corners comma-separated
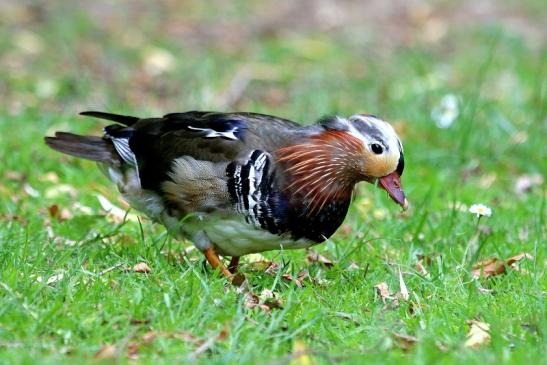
(45, 111, 407, 278)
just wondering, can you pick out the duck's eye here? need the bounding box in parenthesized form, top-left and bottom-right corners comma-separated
(371, 143, 383, 154)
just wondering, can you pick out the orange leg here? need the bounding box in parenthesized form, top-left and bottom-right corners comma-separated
(203, 247, 232, 278)
(228, 256, 240, 274)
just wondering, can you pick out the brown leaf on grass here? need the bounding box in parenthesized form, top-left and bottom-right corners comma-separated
(295, 270, 310, 288)
(48, 204, 59, 218)
(129, 318, 150, 326)
(243, 255, 314, 287)
(392, 332, 418, 352)
(0, 213, 25, 223)
(244, 292, 260, 309)
(279, 269, 311, 288)
(4, 170, 24, 181)
(374, 282, 395, 302)
(471, 258, 505, 278)
(47, 204, 73, 221)
(416, 253, 441, 265)
(126, 342, 139, 360)
(281, 273, 294, 282)
(244, 291, 283, 312)
(506, 253, 534, 266)
(514, 174, 543, 195)
(464, 320, 491, 348)
(231, 272, 247, 287)
(472, 253, 533, 279)
(306, 251, 334, 267)
(133, 262, 152, 273)
(416, 259, 429, 276)
(93, 344, 117, 360)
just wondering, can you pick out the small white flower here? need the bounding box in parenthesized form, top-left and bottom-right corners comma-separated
(431, 94, 459, 128)
(142, 47, 175, 76)
(468, 204, 492, 218)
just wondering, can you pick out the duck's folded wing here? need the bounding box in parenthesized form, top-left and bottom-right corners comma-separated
(84, 111, 301, 191)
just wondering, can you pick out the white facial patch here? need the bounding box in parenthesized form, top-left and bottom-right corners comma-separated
(348, 114, 402, 155)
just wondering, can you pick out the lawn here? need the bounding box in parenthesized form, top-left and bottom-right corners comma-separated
(0, 1, 545, 364)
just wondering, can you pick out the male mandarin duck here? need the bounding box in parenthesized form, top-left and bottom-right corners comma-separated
(45, 111, 407, 278)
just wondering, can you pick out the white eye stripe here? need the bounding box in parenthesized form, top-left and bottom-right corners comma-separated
(348, 114, 402, 156)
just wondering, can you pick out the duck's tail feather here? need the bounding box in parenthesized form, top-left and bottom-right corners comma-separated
(80, 111, 139, 126)
(44, 132, 120, 165)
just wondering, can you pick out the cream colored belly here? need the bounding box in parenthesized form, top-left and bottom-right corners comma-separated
(195, 216, 317, 256)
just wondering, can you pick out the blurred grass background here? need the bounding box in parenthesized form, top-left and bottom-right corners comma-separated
(0, 0, 545, 364)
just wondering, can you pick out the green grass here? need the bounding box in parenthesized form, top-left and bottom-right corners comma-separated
(0, 1, 545, 364)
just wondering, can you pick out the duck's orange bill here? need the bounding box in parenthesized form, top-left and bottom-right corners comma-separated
(379, 171, 408, 210)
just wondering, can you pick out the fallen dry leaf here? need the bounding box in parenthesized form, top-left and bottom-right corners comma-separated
(48, 204, 59, 218)
(261, 297, 283, 311)
(514, 174, 543, 195)
(471, 258, 505, 278)
(296, 270, 310, 287)
(47, 204, 73, 221)
(133, 262, 152, 273)
(230, 272, 246, 287)
(265, 262, 285, 277)
(129, 318, 151, 326)
(244, 291, 283, 312)
(244, 292, 260, 309)
(392, 332, 418, 352)
(126, 342, 139, 360)
(506, 252, 534, 266)
(279, 269, 312, 288)
(374, 282, 394, 302)
(464, 320, 491, 349)
(472, 252, 533, 279)
(306, 251, 334, 267)
(93, 344, 117, 360)
(281, 273, 294, 282)
(416, 259, 429, 276)
(4, 170, 24, 181)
